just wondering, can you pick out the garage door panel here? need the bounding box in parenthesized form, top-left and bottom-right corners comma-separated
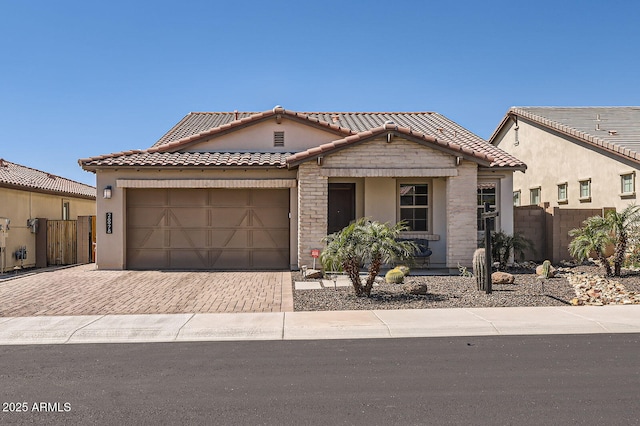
(128, 228, 165, 248)
(168, 230, 208, 249)
(252, 230, 289, 248)
(169, 208, 208, 226)
(169, 189, 209, 206)
(212, 190, 248, 205)
(127, 188, 290, 270)
(252, 189, 288, 205)
(128, 249, 168, 269)
(211, 209, 249, 227)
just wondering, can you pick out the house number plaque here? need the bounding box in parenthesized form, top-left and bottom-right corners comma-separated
(106, 212, 113, 234)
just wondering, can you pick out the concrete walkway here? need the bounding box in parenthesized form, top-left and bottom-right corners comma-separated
(1, 305, 638, 345)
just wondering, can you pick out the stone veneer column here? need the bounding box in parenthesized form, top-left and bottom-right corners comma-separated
(297, 162, 328, 268)
(446, 161, 477, 269)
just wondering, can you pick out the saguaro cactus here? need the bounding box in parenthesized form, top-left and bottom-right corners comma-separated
(473, 248, 487, 291)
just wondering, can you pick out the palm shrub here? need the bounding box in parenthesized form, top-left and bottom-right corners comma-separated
(491, 231, 534, 270)
(321, 218, 417, 297)
(568, 215, 613, 276)
(603, 204, 640, 276)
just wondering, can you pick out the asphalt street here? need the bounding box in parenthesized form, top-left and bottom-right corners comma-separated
(1, 334, 639, 425)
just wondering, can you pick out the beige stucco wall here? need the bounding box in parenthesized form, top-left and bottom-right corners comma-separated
(0, 187, 95, 271)
(182, 119, 341, 153)
(94, 168, 297, 269)
(495, 119, 638, 210)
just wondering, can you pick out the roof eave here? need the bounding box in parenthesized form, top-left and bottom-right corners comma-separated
(0, 182, 96, 200)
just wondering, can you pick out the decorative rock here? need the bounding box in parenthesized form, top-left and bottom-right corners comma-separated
(401, 283, 428, 295)
(566, 273, 640, 305)
(536, 264, 556, 278)
(492, 271, 515, 284)
(304, 269, 323, 279)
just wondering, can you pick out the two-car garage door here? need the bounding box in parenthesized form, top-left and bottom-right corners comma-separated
(126, 188, 290, 270)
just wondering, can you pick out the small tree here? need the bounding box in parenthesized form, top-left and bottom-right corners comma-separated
(321, 218, 416, 297)
(491, 231, 534, 270)
(568, 216, 613, 276)
(603, 204, 640, 276)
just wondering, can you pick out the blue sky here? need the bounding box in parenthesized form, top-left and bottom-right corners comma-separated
(2, 0, 639, 186)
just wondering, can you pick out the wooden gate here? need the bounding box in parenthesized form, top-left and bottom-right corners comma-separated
(47, 220, 77, 265)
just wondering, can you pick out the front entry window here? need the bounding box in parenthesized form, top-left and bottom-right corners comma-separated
(399, 184, 428, 231)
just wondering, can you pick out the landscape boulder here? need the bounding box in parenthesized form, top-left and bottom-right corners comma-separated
(491, 271, 515, 284)
(402, 283, 428, 295)
(535, 264, 556, 278)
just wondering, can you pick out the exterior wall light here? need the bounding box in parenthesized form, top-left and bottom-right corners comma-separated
(103, 186, 112, 199)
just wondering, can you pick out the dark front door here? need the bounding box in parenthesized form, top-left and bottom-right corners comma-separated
(328, 183, 356, 234)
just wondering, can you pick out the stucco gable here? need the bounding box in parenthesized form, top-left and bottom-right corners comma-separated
(178, 119, 344, 153)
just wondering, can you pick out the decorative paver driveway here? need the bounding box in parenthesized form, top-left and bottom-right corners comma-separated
(0, 264, 293, 316)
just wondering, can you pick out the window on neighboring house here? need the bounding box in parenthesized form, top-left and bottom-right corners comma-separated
(513, 190, 521, 207)
(579, 179, 591, 201)
(621, 173, 635, 196)
(477, 183, 496, 232)
(530, 187, 541, 205)
(62, 201, 70, 220)
(399, 183, 428, 232)
(273, 131, 285, 147)
(557, 183, 568, 203)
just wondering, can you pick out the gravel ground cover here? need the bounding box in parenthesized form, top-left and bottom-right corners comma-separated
(293, 265, 640, 312)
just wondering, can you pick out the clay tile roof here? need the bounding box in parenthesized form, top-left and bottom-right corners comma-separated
(81, 108, 524, 170)
(0, 158, 96, 199)
(80, 152, 290, 168)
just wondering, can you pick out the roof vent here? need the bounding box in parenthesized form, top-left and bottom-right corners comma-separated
(609, 130, 618, 135)
(274, 131, 285, 147)
(331, 115, 340, 123)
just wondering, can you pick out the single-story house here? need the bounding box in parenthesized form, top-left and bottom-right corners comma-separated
(0, 158, 96, 272)
(79, 106, 525, 272)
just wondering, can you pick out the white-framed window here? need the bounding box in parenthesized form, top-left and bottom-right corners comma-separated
(557, 182, 568, 203)
(579, 179, 591, 201)
(621, 172, 635, 196)
(399, 183, 428, 232)
(477, 183, 496, 232)
(530, 187, 541, 205)
(62, 200, 70, 220)
(513, 190, 521, 207)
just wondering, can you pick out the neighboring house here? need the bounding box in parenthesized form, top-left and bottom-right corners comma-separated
(79, 106, 525, 272)
(0, 158, 96, 272)
(491, 107, 640, 210)
(490, 106, 640, 262)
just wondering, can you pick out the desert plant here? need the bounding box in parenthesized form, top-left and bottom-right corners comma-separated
(457, 262, 473, 277)
(603, 204, 640, 276)
(568, 215, 613, 276)
(396, 265, 410, 276)
(541, 260, 552, 278)
(491, 231, 534, 271)
(321, 218, 417, 297)
(472, 248, 487, 291)
(385, 268, 405, 284)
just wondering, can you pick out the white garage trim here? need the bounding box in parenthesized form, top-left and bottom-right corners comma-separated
(117, 179, 297, 189)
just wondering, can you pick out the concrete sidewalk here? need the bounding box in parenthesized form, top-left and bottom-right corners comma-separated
(0, 305, 639, 345)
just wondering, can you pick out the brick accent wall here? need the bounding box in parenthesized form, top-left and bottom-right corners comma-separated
(446, 161, 477, 268)
(297, 162, 328, 267)
(323, 138, 455, 169)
